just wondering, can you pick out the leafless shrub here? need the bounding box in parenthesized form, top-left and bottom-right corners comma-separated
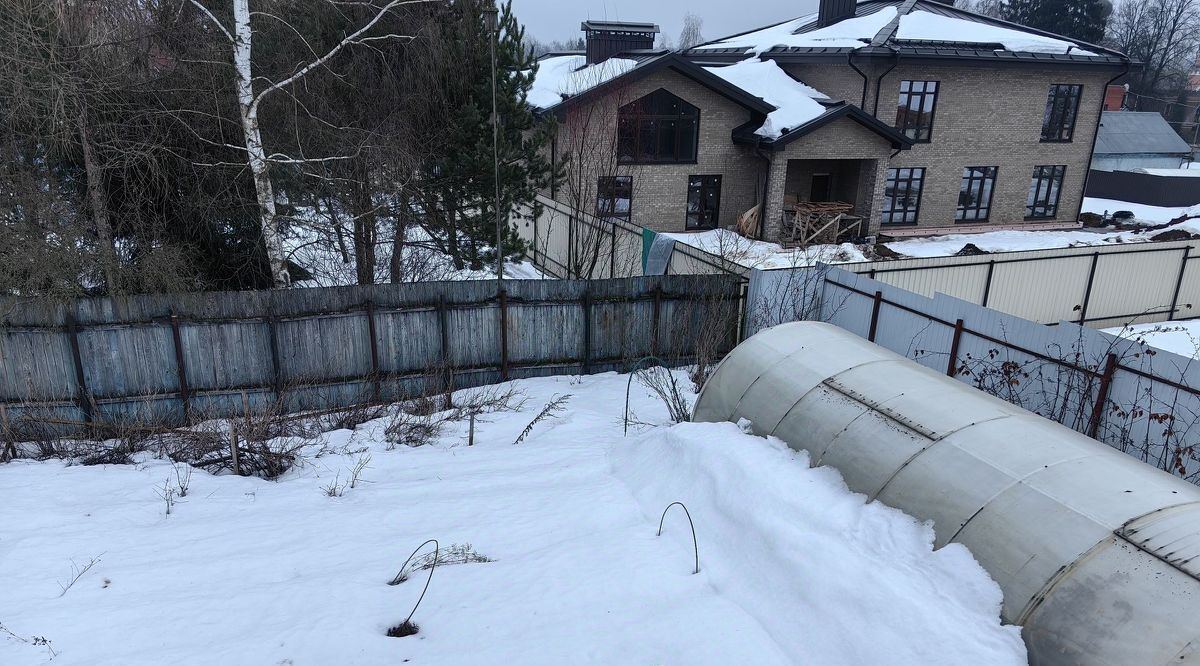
(636, 366, 692, 423)
(391, 542, 490, 584)
(448, 385, 526, 421)
(173, 463, 193, 497)
(384, 410, 443, 449)
(155, 477, 179, 515)
(0, 623, 56, 660)
(320, 471, 347, 498)
(57, 554, 102, 598)
(513, 394, 571, 445)
(349, 453, 371, 489)
(316, 401, 389, 432)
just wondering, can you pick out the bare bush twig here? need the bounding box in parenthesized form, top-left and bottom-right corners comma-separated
(56, 554, 102, 598)
(513, 394, 571, 445)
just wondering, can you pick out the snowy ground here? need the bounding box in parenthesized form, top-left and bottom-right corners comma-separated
(0, 373, 1026, 665)
(1104, 320, 1200, 359)
(665, 228, 867, 270)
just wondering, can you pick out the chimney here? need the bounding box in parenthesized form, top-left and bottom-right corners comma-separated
(817, 0, 856, 27)
(581, 20, 659, 64)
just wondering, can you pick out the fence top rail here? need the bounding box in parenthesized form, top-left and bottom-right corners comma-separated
(0, 275, 742, 328)
(826, 275, 1200, 398)
(757, 236, 1200, 276)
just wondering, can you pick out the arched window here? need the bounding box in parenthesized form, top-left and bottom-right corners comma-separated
(617, 89, 699, 164)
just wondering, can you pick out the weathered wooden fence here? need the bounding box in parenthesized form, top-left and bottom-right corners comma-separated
(0, 276, 742, 437)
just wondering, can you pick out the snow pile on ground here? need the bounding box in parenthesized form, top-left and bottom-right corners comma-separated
(704, 59, 829, 138)
(896, 11, 1093, 54)
(0, 372, 1026, 665)
(526, 55, 639, 110)
(666, 228, 867, 269)
(614, 421, 1026, 665)
(1104, 320, 1200, 359)
(1082, 197, 1199, 225)
(694, 8, 897, 54)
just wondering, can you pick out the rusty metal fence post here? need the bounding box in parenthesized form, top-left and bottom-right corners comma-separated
(1087, 353, 1119, 438)
(867, 290, 883, 342)
(365, 300, 381, 402)
(946, 318, 965, 377)
(498, 287, 510, 381)
(582, 289, 592, 374)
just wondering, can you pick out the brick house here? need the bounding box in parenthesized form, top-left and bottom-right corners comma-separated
(528, 0, 1132, 244)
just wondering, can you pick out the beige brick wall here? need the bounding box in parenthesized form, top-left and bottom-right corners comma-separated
(548, 59, 1120, 237)
(784, 61, 1115, 229)
(550, 68, 767, 234)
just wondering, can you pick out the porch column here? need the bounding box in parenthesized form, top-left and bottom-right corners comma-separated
(762, 157, 789, 243)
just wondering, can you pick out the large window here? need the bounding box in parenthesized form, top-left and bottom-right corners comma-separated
(1026, 165, 1066, 218)
(685, 175, 722, 230)
(617, 89, 699, 164)
(595, 176, 632, 221)
(882, 167, 925, 225)
(956, 166, 998, 222)
(1041, 84, 1082, 142)
(895, 80, 939, 142)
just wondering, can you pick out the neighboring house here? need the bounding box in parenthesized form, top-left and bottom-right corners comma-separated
(528, 0, 1132, 245)
(1092, 111, 1192, 171)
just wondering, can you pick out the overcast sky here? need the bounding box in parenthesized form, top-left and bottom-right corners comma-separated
(509, 0, 820, 46)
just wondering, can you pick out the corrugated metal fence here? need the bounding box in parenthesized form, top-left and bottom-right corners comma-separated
(748, 265, 1200, 483)
(0, 276, 741, 437)
(831, 238, 1200, 329)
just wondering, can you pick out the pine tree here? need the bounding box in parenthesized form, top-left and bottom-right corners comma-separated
(413, 0, 562, 271)
(1000, 0, 1109, 44)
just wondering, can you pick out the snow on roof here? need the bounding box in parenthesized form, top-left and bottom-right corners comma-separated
(895, 10, 1095, 55)
(703, 59, 829, 139)
(526, 55, 640, 110)
(693, 8, 897, 55)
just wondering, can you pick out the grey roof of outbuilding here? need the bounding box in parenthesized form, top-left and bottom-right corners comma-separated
(1095, 112, 1192, 156)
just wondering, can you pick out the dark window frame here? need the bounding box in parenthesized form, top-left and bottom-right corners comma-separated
(1025, 165, 1066, 219)
(881, 167, 926, 226)
(1040, 84, 1083, 143)
(685, 175, 722, 231)
(617, 88, 700, 165)
(895, 80, 940, 143)
(595, 175, 632, 222)
(956, 166, 999, 223)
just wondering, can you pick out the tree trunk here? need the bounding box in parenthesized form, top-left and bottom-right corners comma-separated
(233, 0, 289, 288)
(352, 160, 376, 285)
(390, 190, 409, 283)
(77, 105, 118, 293)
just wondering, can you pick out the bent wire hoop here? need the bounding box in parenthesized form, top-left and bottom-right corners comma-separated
(389, 538, 440, 626)
(657, 502, 699, 574)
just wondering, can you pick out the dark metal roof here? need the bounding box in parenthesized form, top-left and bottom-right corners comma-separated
(580, 20, 659, 33)
(1095, 111, 1192, 156)
(685, 0, 1131, 66)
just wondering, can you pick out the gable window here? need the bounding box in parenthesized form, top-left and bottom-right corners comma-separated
(956, 166, 998, 222)
(895, 80, 939, 142)
(882, 167, 925, 225)
(596, 176, 632, 221)
(1026, 165, 1066, 218)
(618, 89, 699, 164)
(685, 175, 722, 230)
(1041, 84, 1082, 142)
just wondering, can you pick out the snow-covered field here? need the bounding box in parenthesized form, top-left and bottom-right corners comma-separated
(1104, 320, 1200, 360)
(0, 373, 1025, 665)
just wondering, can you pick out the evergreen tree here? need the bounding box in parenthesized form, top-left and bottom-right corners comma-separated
(409, 0, 562, 270)
(1001, 0, 1109, 44)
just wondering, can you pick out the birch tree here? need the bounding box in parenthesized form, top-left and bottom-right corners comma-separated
(184, 0, 436, 288)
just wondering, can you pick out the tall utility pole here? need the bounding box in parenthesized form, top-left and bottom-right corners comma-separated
(485, 5, 503, 282)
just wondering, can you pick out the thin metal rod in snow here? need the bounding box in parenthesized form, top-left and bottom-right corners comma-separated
(624, 356, 668, 436)
(387, 539, 439, 637)
(657, 502, 699, 575)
